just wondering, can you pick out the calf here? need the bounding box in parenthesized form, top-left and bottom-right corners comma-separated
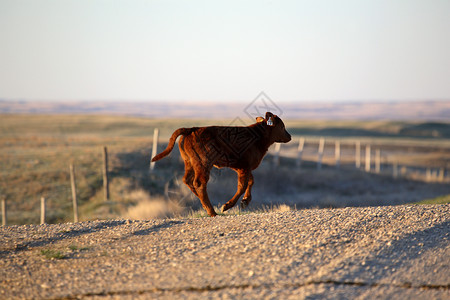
(151, 112, 291, 216)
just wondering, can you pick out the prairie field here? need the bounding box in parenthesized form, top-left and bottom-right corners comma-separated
(0, 114, 449, 225)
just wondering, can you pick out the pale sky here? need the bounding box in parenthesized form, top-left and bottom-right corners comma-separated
(1, 0, 450, 103)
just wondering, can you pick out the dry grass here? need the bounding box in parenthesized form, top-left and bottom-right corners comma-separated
(125, 190, 185, 219)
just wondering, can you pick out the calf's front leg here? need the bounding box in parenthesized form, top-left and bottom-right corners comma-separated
(221, 169, 250, 213)
(241, 172, 254, 209)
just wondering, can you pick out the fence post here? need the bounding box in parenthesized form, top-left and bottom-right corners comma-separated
(401, 166, 407, 177)
(1, 198, 6, 226)
(102, 146, 109, 202)
(393, 160, 398, 178)
(355, 141, 361, 169)
(375, 149, 381, 174)
(365, 145, 371, 172)
(70, 163, 79, 223)
(150, 128, 159, 172)
(439, 168, 445, 182)
(273, 143, 281, 167)
(40, 197, 46, 225)
(296, 137, 305, 168)
(335, 140, 340, 169)
(317, 137, 325, 170)
(426, 168, 432, 181)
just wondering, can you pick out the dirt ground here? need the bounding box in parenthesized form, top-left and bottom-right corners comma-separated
(1, 204, 449, 299)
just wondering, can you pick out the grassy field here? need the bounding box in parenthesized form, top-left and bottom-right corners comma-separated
(1, 114, 449, 225)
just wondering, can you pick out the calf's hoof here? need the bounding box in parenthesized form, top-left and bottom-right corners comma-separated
(241, 197, 251, 209)
(220, 204, 228, 213)
(208, 210, 218, 217)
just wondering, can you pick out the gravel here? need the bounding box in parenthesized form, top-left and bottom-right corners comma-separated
(1, 204, 449, 299)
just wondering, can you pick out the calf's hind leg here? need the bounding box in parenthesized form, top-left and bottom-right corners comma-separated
(182, 159, 199, 197)
(179, 138, 200, 198)
(180, 137, 216, 217)
(193, 167, 217, 217)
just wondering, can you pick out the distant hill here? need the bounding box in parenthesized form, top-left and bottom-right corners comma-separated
(0, 99, 448, 121)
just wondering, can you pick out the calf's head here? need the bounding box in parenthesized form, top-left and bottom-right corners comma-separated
(257, 112, 291, 143)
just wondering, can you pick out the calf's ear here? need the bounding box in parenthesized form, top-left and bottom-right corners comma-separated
(256, 117, 265, 123)
(265, 112, 274, 120)
(265, 112, 275, 126)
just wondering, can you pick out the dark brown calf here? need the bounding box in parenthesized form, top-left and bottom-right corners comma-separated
(151, 112, 291, 216)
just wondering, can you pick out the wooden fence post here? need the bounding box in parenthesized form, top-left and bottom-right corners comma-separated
(426, 168, 432, 182)
(150, 128, 159, 172)
(70, 163, 79, 223)
(335, 140, 341, 169)
(401, 166, 407, 177)
(375, 149, 381, 174)
(1, 198, 6, 226)
(273, 143, 281, 167)
(355, 141, 361, 169)
(393, 160, 399, 178)
(439, 168, 445, 182)
(296, 137, 305, 168)
(317, 138, 325, 170)
(40, 197, 46, 225)
(365, 145, 371, 172)
(102, 146, 109, 202)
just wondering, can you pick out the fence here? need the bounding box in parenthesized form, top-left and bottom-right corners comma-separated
(1, 130, 448, 226)
(1, 127, 162, 226)
(1, 146, 110, 226)
(272, 137, 448, 181)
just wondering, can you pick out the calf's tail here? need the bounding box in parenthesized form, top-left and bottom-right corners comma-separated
(151, 128, 194, 162)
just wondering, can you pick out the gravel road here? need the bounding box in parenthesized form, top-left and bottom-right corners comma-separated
(1, 204, 449, 299)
